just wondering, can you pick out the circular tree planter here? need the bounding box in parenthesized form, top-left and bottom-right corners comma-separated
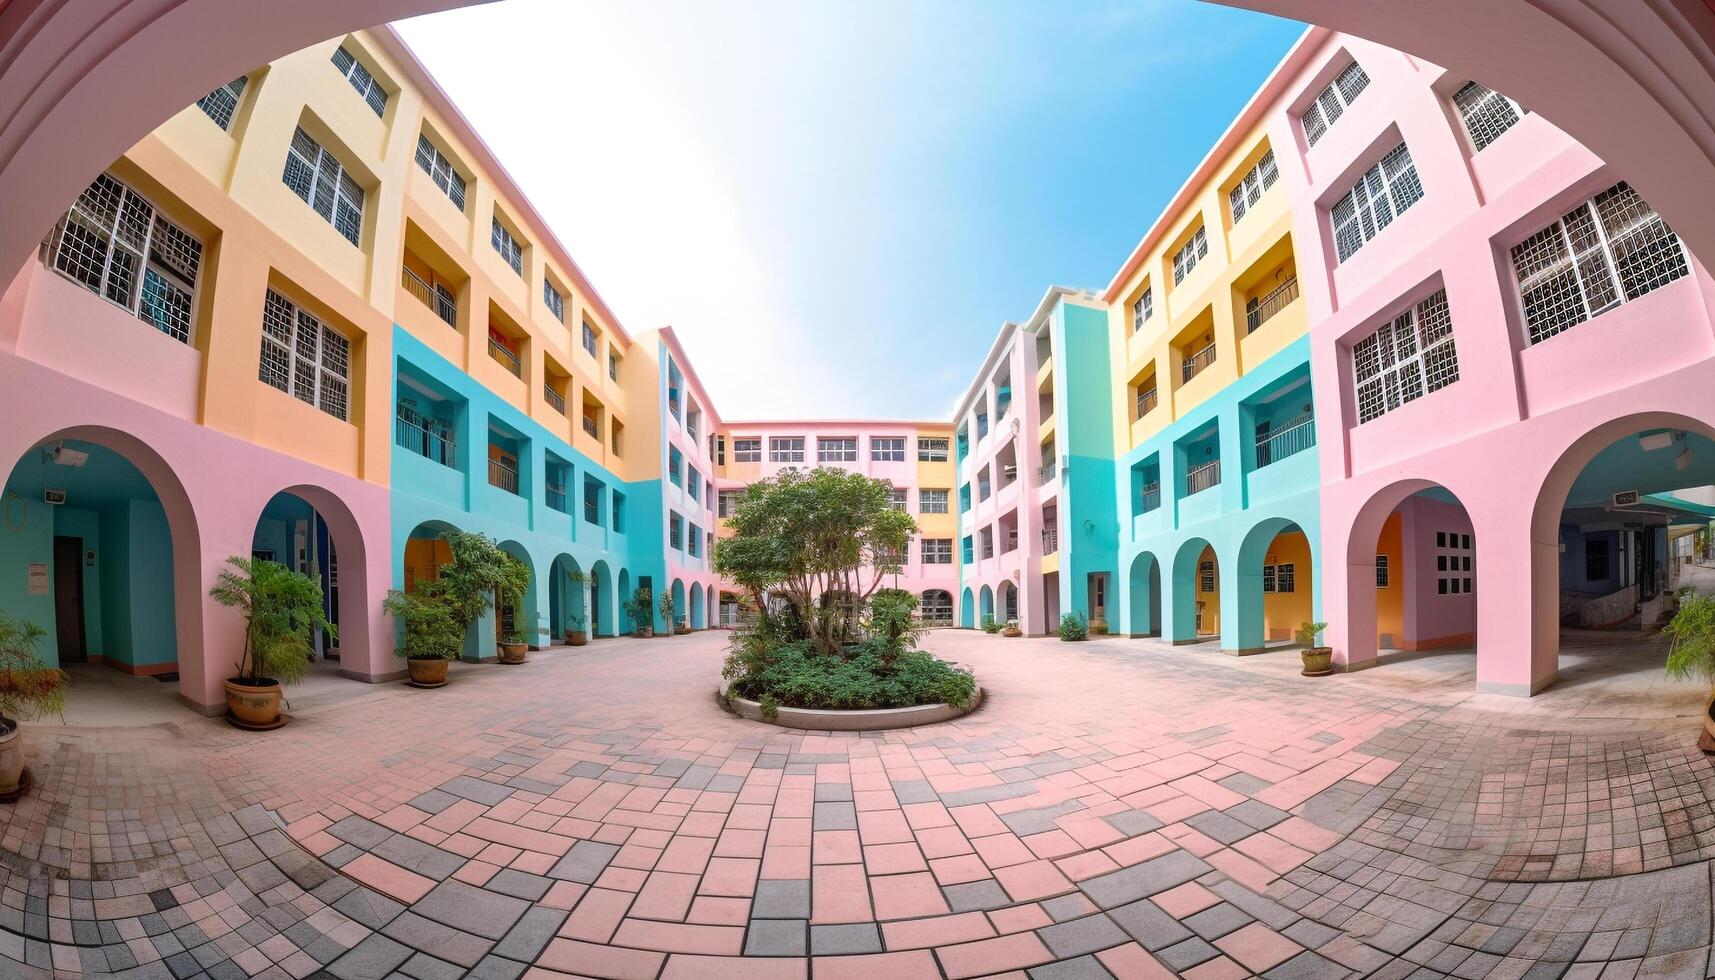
(718, 685, 983, 731)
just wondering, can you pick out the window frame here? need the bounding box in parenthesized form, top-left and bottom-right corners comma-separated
(733, 438, 763, 463)
(1172, 226, 1209, 286)
(1228, 149, 1279, 225)
(769, 437, 805, 463)
(1132, 287, 1153, 332)
(283, 126, 365, 247)
(1351, 287, 1458, 425)
(871, 437, 906, 462)
(1300, 59, 1370, 147)
(542, 279, 565, 322)
(331, 45, 389, 117)
(920, 489, 949, 514)
(921, 538, 953, 564)
(1452, 81, 1525, 153)
(491, 215, 523, 276)
(259, 288, 352, 422)
(917, 438, 949, 462)
(817, 437, 857, 463)
(413, 132, 467, 211)
(195, 76, 249, 131)
(1330, 141, 1423, 263)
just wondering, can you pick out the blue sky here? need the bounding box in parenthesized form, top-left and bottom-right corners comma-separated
(396, 1, 1304, 420)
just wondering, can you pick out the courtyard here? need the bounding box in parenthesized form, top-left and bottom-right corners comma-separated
(3, 629, 1713, 979)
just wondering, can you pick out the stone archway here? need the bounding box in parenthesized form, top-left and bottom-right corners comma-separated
(1126, 551, 1162, 638)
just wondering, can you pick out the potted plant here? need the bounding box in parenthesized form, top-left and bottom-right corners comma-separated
(383, 587, 462, 686)
(0, 612, 66, 797)
(565, 569, 590, 642)
(625, 587, 654, 638)
(1297, 621, 1333, 677)
(1665, 593, 1715, 746)
(1090, 617, 1110, 636)
(1059, 612, 1088, 642)
(676, 618, 691, 636)
(496, 552, 532, 664)
(208, 556, 333, 729)
(1002, 619, 1022, 638)
(981, 615, 1001, 635)
(566, 613, 589, 647)
(658, 589, 679, 637)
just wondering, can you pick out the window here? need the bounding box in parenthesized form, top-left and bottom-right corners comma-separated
(922, 539, 953, 564)
(543, 280, 564, 322)
(260, 289, 351, 421)
(491, 216, 522, 275)
(1376, 555, 1390, 588)
(583, 476, 603, 525)
(1301, 60, 1369, 147)
(1352, 288, 1458, 424)
(1331, 142, 1423, 263)
(1262, 562, 1295, 593)
(713, 435, 726, 466)
(687, 467, 701, 501)
(608, 351, 620, 382)
(734, 438, 763, 463)
(1586, 538, 1610, 580)
(1510, 182, 1687, 346)
(670, 513, 683, 550)
(1228, 149, 1280, 224)
(414, 133, 466, 211)
(1452, 81, 1524, 152)
(917, 438, 949, 462)
(195, 76, 248, 131)
(921, 591, 953, 625)
(48, 173, 203, 344)
(920, 489, 949, 514)
(770, 437, 804, 463)
(887, 488, 908, 511)
(1199, 560, 1216, 593)
(1437, 532, 1473, 595)
(331, 45, 388, 117)
(872, 437, 905, 462)
(1172, 226, 1208, 285)
(582, 321, 598, 357)
(612, 492, 626, 532)
(283, 127, 365, 247)
(718, 490, 743, 517)
(1132, 288, 1154, 332)
(688, 523, 701, 557)
(669, 447, 683, 486)
(818, 438, 857, 462)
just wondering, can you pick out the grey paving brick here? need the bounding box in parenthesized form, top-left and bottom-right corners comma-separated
(752, 879, 811, 919)
(1080, 850, 1211, 909)
(547, 840, 621, 883)
(1226, 798, 1291, 831)
(1265, 950, 1353, 980)
(406, 789, 459, 815)
(1185, 902, 1254, 940)
(381, 911, 492, 968)
(745, 919, 807, 956)
(466, 955, 529, 980)
(811, 923, 882, 955)
(813, 801, 858, 830)
(483, 869, 552, 902)
(945, 879, 1012, 912)
(1183, 809, 1256, 845)
(1002, 799, 1088, 836)
(328, 934, 414, 980)
(1108, 898, 1193, 951)
(491, 907, 566, 962)
(327, 817, 394, 851)
(891, 779, 937, 804)
(410, 881, 528, 940)
(1029, 954, 1118, 980)
(813, 782, 853, 802)
(400, 952, 465, 980)
(1039, 913, 1130, 958)
(333, 889, 406, 931)
(1158, 936, 1221, 972)
(437, 776, 515, 806)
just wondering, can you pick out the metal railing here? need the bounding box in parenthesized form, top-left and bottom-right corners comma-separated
(488, 337, 521, 377)
(1141, 482, 1161, 512)
(395, 406, 457, 467)
(582, 414, 599, 439)
(1136, 387, 1158, 418)
(1255, 413, 1315, 468)
(980, 539, 994, 560)
(1035, 461, 1058, 485)
(546, 484, 568, 513)
(1186, 458, 1221, 495)
(544, 384, 566, 414)
(1181, 343, 1217, 383)
(488, 456, 519, 494)
(402, 267, 457, 327)
(1004, 530, 1018, 553)
(1245, 276, 1299, 333)
(1042, 527, 1059, 552)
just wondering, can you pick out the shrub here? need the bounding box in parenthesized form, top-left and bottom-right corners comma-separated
(1059, 612, 1088, 641)
(1666, 593, 1715, 691)
(981, 615, 1001, 634)
(1295, 621, 1329, 649)
(0, 612, 65, 733)
(724, 639, 975, 711)
(209, 556, 334, 685)
(383, 588, 463, 661)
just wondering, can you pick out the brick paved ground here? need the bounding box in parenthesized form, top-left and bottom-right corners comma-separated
(3, 629, 1714, 979)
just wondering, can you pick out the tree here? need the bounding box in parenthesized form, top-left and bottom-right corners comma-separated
(714, 467, 916, 655)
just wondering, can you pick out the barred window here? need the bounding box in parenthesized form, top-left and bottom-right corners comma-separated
(331, 45, 387, 117)
(1132, 287, 1153, 332)
(283, 127, 364, 247)
(1330, 142, 1423, 263)
(1352, 288, 1458, 424)
(670, 513, 683, 550)
(1452, 82, 1523, 152)
(818, 437, 857, 462)
(887, 488, 908, 510)
(1199, 560, 1216, 593)
(718, 490, 743, 517)
(543, 280, 565, 322)
(609, 352, 620, 382)
(1262, 562, 1295, 594)
(769, 437, 804, 463)
(917, 437, 949, 462)
(920, 489, 949, 514)
(491, 216, 523, 275)
(1172, 226, 1209, 285)
(49, 173, 202, 345)
(1376, 554, 1390, 587)
(1510, 182, 1687, 345)
(1301, 60, 1370, 147)
(414, 134, 467, 211)
(195, 76, 248, 131)
(1228, 149, 1280, 224)
(734, 438, 762, 463)
(922, 538, 953, 564)
(582, 321, 598, 356)
(260, 289, 350, 421)
(921, 590, 953, 624)
(871, 437, 906, 462)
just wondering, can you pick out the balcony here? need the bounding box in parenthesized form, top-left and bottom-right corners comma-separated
(1141, 481, 1161, 512)
(1042, 527, 1059, 553)
(1246, 276, 1299, 334)
(402, 267, 456, 327)
(1035, 460, 1058, 485)
(582, 414, 599, 439)
(1186, 459, 1221, 496)
(544, 384, 566, 415)
(1255, 413, 1315, 468)
(395, 403, 456, 467)
(546, 482, 568, 513)
(488, 337, 521, 377)
(1137, 387, 1158, 418)
(1181, 343, 1216, 384)
(489, 455, 519, 494)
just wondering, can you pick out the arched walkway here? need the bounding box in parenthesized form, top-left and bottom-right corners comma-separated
(960, 588, 975, 629)
(616, 568, 633, 635)
(549, 554, 587, 643)
(495, 540, 538, 647)
(670, 579, 686, 631)
(921, 589, 953, 627)
(979, 585, 995, 625)
(1342, 480, 1478, 675)
(998, 581, 1018, 623)
(1231, 518, 1316, 655)
(590, 560, 614, 638)
(1126, 552, 1162, 637)
(1168, 538, 1219, 644)
(689, 582, 705, 629)
(248, 489, 370, 676)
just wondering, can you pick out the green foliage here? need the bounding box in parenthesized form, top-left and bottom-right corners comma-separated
(208, 556, 335, 685)
(865, 590, 923, 669)
(383, 589, 463, 661)
(567, 613, 587, 634)
(658, 589, 677, 632)
(725, 639, 975, 711)
(624, 587, 653, 634)
(981, 615, 1001, 634)
(1295, 621, 1328, 649)
(1059, 612, 1088, 641)
(431, 532, 518, 634)
(1666, 594, 1715, 690)
(566, 568, 589, 585)
(0, 611, 65, 731)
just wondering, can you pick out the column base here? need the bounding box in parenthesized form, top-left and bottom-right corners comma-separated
(178, 694, 225, 717)
(1476, 672, 1557, 697)
(1335, 658, 1378, 673)
(340, 667, 408, 683)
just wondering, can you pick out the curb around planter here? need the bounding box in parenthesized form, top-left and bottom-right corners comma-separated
(717, 684, 983, 731)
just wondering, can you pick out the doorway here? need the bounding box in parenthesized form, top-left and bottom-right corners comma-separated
(53, 535, 86, 662)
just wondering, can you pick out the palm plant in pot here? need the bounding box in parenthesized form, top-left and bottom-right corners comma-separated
(496, 552, 533, 665)
(383, 587, 462, 686)
(0, 612, 66, 797)
(565, 569, 590, 644)
(1297, 621, 1332, 677)
(625, 587, 653, 637)
(209, 556, 333, 729)
(1665, 592, 1715, 747)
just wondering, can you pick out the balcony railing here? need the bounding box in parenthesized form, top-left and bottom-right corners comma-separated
(1141, 481, 1161, 512)
(546, 483, 568, 513)
(1137, 387, 1158, 419)
(489, 456, 520, 494)
(402, 267, 456, 327)
(1035, 461, 1058, 485)
(1042, 527, 1059, 553)
(395, 405, 456, 467)
(488, 337, 521, 377)
(1186, 458, 1221, 495)
(1255, 413, 1316, 468)
(1245, 276, 1299, 334)
(544, 384, 566, 415)
(1181, 343, 1217, 383)
(582, 415, 599, 439)
(980, 541, 994, 560)
(1004, 530, 1018, 553)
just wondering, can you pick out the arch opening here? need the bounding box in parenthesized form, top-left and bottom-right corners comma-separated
(1169, 538, 1220, 644)
(1232, 519, 1315, 655)
(1344, 483, 1477, 677)
(1127, 552, 1162, 638)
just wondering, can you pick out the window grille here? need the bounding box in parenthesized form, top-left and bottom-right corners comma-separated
(1228, 149, 1279, 224)
(543, 280, 564, 322)
(1352, 288, 1457, 424)
(734, 439, 762, 462)
(414, 133, 467, 210)
(1331, 142, 1422, 263)
(917, 438, 949, 462)
(922, 539, 953, 564)
(817, 438, 856, 462)
(887, 488, 908, 510)
(582, 322, 598, 356)
(491, 216, 522, 275)
(1199, 560, 1216, 592)
(48, 173, 202, 344)
(331, 45, 388, 117)
(1510, 182, 1687, 345)
(920, 489, 949, 514)
(1172, 227, 1208, 285)
(283, 127, 364, 246)
(260, 289, 350, 421)
(1301, 60, 1370, 147)
(195, 77, 248, 131)
(1452, 81, 1523, 152)
(920, 591, 953, 625)
(1262, 562, 1295, 593)
(770, 437, 804, 463)
(609, 352, 620, 381)
(1376, 555, 1390, 587)
(1132, 288, 1153, 331)
(872, 437, 906, 462)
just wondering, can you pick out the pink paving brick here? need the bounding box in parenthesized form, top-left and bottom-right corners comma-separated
(452, 860, 499, 886)
(540, 881, 588, 911)
(935, 931, 1056, 979)
(863, 841, 928, 875)
(536, 938, 664, 979)
(930, 854, 993, 886)
(914, 824, 974, 859)
(1160, 823, 1223, 858)
(812, 950, 939, 980)
(856, 809, 915, 844)
(993, 858, 1074, 902)
(1233, 831, 1315, 874)
(1169, 774, 1248, 810)
(686, 896, 750, 926)
(714, 827, 767, 859)
(339, 853, 436, 904)
(902, 801, 955, 829)
(611, 919, 744, 955)
(869, 871, 950, 919)
(1214, 921, 1303, 972)
(1054, 849, 1120, 882)
(559, 887, 634, 943)
(761, 845, 811, 880)
(424, 798, 488, 834)
(949, 804, 1010, 838)
(1153, 881, 1222, 918)
(463, 816, 578, 856)
(1021, 829, 1081, 860)
(1102, 831, 1176, 868)
(881, 911, 997, 950)
(1205, 848, 1277, 893)
(657, 835, 717, 875)
(768, 817, 813, 846)
(1270, 816, 1342, 852)
(698, 857, 760, 897)
(632, 871, 700, 921)
(971, 833, 1036, 869)
(813, 830, 863, 865)
(660, 954, 808, 979)
(1253, 758, 1363, 811)
(810, 864, 873, 923)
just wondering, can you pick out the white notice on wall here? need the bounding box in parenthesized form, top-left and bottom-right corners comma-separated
(27, 562, 48, 595)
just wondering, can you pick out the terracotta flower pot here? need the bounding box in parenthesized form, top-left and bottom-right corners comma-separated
(498, 642, 528, 665)
(1003, 627, 1022, 638)
(0, 723, 23, 796)
(1703, 701, 1715, 748)
(568, 631, 588, 647)
(675, 624, 691, 635)
(224, 678, 283, 727)
(407, 657, 449, 686)
(1301, 647, 1334, 677)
